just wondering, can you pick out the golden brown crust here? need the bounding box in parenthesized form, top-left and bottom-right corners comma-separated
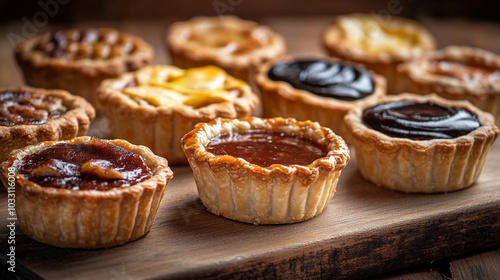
(0, 86, 95, 163)
(98, 65, 259, 164)
(396, 46, 500, 124)
(254, 56, 387, 143)
(14, 28, 154, 111)
(182, 117, 350, 224)
(166, 16, 286, 81)
(344, 93, 499, 193)
(0, 136, 173, 249)
(322, 13, 436, 93)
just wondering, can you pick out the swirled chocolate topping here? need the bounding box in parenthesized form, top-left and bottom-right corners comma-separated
(268, 59, 374, 101)
(362, 101, 481, 140)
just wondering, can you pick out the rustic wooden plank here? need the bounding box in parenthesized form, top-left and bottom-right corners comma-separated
(450, 249, 500, 280)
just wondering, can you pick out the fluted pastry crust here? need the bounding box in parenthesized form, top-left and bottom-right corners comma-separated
(0, 136, 173, 248)
(254, 56, 386, 143)
(182, 117, 350, 224)
(396, 46, 500, 124)
(15, 28, 153, 111)
(98, 65, 259, 164)
(166, 16, 286, 81)
(322, 13, 435, 93)
(344, 93, 499, 193)
(0, 86, 95, 163)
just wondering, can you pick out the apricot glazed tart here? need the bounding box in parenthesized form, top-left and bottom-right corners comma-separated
(0, 86, 95, 163)
(322, 13, 435, 93)
(396, 46, 500, 124)
(344, 93, 499, 193)
(0, 137, 173, 248)
(15, 27, 154, 111)
(182, 117, 350, 225)
(255, 57, 386, 142)
(166, 16, 286, 81)
(98, 65, 259, 164)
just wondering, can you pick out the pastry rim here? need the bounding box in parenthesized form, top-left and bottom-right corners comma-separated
(322, 13, 436, 64)
(0, 85, 95, 162)
(166, 15, 286, 69)
(15, 27, 154, 77)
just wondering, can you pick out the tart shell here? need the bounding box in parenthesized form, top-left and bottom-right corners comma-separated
(0, 86, 95, 163)
(0, 136, 173, 249)
(182, 117, 350, 224)
(344, 93, 499, 193)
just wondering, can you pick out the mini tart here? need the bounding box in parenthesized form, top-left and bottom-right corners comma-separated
(14, 27, 154, 112)
(344, 93, 499, 193)
(322, 13, 435, 93)
(98, 65, 259, 165)
(254, 57, 386, 142)
(0, 136, 173, 248)
(182, 117, 350, 225)
(396, 46, 500, 124)
(0, 86, 95, 163)
(166, 16, 286, 81)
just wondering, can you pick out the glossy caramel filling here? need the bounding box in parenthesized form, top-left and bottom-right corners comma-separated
(18, 138, 152, 191)
(428, 59, 500, 81)
(35, 28, 136, 60)
(363, 101, 481, 140)
(123, 65, 242, 108)
(188, 24, 268, 54)
(0, 90, 67, 127)
(206, 130, 328, 167)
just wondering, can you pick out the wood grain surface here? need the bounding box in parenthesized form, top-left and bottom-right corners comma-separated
(0, 16, 499, 280)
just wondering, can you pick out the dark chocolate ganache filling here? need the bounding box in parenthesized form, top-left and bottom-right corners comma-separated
(206, 130, 328, 167)
(362, 101, 481, 140)
(18, 138, 152, 191)
(0, 90, 67, 127)
(268, 59, 374, 101)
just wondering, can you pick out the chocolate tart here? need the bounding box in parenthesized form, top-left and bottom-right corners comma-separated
(166, 16, 286, 81)
(98, 65, 259, 164)
(322, 13, 435, 93)
(344, 93, 499, 193)
(0, 86, 95, 163)
(15, 27, 154, 112)
(254, 57, 386, 142)
(182, 117, 350, 224)
(0, 136, 173, 248)
(396, 46, 500, 124)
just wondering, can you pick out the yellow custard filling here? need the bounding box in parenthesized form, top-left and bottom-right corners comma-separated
(123, 65, 244, 107)
(338, 16, 418, 53)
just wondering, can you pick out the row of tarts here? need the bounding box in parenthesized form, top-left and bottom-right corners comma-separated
(0, 14, 499, 249)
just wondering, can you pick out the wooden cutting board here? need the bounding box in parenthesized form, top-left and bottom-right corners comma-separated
(1, 118, 499, 279)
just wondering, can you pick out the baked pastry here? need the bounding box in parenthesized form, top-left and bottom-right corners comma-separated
(0, 136, 173, 248)
(182, 117, 350, 224)
(396, 46, 500, 124)
(14, 27, 154, 112)
(322, 13, 435, 93)
(166, 16, 286, 81)
(98, 65, 259, 164)
(255, 57, 386, 142)
(344, 93, 499, 193)
(0, 86, 95, 163)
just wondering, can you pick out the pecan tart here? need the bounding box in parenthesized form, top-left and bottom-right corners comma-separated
(0, 86, 95, 163)
(98, 65, 259, 164)
(166, 16, 286, 81)
(322, 13, 435, 93)
(182, 117, 350, 225)
(344, 93, 499, 193)
(0, 136, 173, 248)
(14, 27, 154, 112)
(255, 57, 386, 142)
(396, 46, 500, 124)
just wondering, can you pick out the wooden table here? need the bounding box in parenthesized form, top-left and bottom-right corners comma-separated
(1, 16, 500, 280)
